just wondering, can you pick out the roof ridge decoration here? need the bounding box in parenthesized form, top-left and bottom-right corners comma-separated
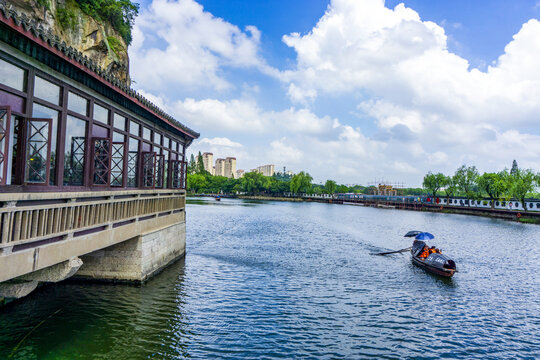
(0, 0, 199, 139)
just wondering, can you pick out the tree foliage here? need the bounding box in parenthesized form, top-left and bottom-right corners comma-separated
(76, 0, 139, 45)
(196, 152, 205, 174)
(454, 165, 479, 203)
(324, 180, 337, 194)
(510, 169, 538, 211)
(422, 172, 446, 197)
(442, 175, 457, 199)
(477, 171, 510, 208)
(290, 171, 313, 194)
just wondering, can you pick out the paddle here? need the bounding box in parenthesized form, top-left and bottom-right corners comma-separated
(373, 247, 412, 256)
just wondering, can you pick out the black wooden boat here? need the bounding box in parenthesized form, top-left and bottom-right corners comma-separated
(215, 196, 221, 201)
(405, 231, 457, 278)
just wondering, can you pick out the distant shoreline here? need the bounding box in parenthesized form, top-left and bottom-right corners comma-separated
(187, 194, 540, 224)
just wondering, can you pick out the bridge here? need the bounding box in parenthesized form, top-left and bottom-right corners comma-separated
(0, 6, 198, 303)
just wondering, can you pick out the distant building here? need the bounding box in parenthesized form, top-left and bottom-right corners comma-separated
(236, 169, 245, 178)
(224, 157, 236, 178)
(374, 184, 398, 196)
(285, 170, 294, 176)
(256, 164, 275, 177)
(202, 152, 214, 175)
(215, 158, 225, 177)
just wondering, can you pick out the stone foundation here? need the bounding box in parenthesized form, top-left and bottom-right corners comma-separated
(74, 221, 186, 283)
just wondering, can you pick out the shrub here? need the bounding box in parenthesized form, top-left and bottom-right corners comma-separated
(75, 0, 139, 45)
(107, 36, 124, 57)
(56, 6, 78, 30)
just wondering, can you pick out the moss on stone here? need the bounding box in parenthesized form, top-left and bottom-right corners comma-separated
(106, 35, 123, 58)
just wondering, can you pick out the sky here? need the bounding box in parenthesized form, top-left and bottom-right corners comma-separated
(129, 0, 540, 186)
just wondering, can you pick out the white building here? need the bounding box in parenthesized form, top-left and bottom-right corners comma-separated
(256, 164, 275, 177)
(215, 158, 225, 177)
(224, 157, 237, 179)
(202, 152, 214, 175)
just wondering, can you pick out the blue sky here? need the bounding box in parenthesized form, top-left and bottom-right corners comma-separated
(130, 0, 540, 186)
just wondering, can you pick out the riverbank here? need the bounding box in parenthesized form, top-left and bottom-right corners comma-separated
(189, 194, 540, 224)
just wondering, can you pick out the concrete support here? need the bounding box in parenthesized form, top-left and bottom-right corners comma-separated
(18, 258, 83, 283)
(0, 257, 83, 304)
(74, 221, 186, 283)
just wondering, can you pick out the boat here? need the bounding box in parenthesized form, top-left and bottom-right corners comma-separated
(215, 196, 221, 201)
(404, 231, 457, 278)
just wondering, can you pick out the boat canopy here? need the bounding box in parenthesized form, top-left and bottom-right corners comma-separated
(404, 230, 422, 237)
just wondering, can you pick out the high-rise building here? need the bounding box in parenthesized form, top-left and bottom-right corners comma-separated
(225, 157, 237, 178)
(236, 169, 245, 178)
(256, 164, 275, 177)
(202, 152, 214, 175)
(215, 159, 225, 177)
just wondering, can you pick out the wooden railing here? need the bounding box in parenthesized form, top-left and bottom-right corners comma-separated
(0, 190, 186, 248)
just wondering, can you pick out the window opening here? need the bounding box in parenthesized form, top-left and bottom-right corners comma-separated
(0, 58, 27, 92)
(0, 107, 10, 184)
(34, 76, 60, 105)
(127, 137, 138, 187)
(111, 142, 124, 187)
(142, 152, 156, 188)
(32, 103, 58, 185)
(155, 154, 164, 188)
(93, 103, 109, 124)
(92, 138, 111, 185)
(64, 115, 86, 186)
(68, 91, 88, 116)
(24, 118, 51, 184)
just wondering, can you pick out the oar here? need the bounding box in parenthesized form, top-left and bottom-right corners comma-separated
(373, 247, 412, 256)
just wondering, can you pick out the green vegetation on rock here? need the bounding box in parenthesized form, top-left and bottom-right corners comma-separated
(106, 36, 124, 57)
(56, 0, 78, 31)
(75, 0, 139, 45)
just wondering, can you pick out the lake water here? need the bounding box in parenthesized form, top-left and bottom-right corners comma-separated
(1, 198, 539, 359)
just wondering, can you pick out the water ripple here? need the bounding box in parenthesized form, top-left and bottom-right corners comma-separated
(1, 198, 539, 359)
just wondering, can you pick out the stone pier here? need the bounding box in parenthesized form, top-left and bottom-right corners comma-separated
(74, 222, 186, 283)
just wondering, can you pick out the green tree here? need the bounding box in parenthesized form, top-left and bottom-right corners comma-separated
(290, 171, 313, 194)
(240, 172, 268, 195)
(188, 154, 196, 174)
(510, 169, 537, 211)
(196, 151, 205, 174)
(454, 165, 479, 206)
(477, 171, 510, 208)
(510, 160, 519, 176)
(207, 175, 228, 194)
(324, 180, 337, 195)
(422, 172, 446, 198)
(186, 173, 207, 193)
(442, 175, 458, 203)
(336, 184, 349, 194)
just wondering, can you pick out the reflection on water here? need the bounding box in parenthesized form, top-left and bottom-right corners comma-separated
(1, 197, 539, 359)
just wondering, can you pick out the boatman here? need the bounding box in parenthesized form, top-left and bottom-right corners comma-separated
(419, 246, 430, 259)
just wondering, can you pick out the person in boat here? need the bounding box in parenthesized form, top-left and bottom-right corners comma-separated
(429, 246, 437, 254)
(419, 245, 430, 259)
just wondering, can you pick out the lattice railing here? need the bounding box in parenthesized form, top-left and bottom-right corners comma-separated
(0, 190, 186, 247)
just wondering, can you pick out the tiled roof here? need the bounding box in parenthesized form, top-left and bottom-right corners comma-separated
(0, 0, 199, 139)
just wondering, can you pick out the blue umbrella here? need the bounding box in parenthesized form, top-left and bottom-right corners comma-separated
(415, 232, 435, 240)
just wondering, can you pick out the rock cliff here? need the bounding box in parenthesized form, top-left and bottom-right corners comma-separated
(9, 0, 130, 84)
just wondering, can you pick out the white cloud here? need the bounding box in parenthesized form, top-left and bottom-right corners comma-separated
(269, 138, 304, 165)
(134, 0, 540, 185)
(198, 137, 243, 148)
(170, 97, 337, 136)
(130, 0, 276, 92)
(275, 0, 540, 183)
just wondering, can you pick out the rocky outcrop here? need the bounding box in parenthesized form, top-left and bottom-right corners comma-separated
(9, 0, 129, 84)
